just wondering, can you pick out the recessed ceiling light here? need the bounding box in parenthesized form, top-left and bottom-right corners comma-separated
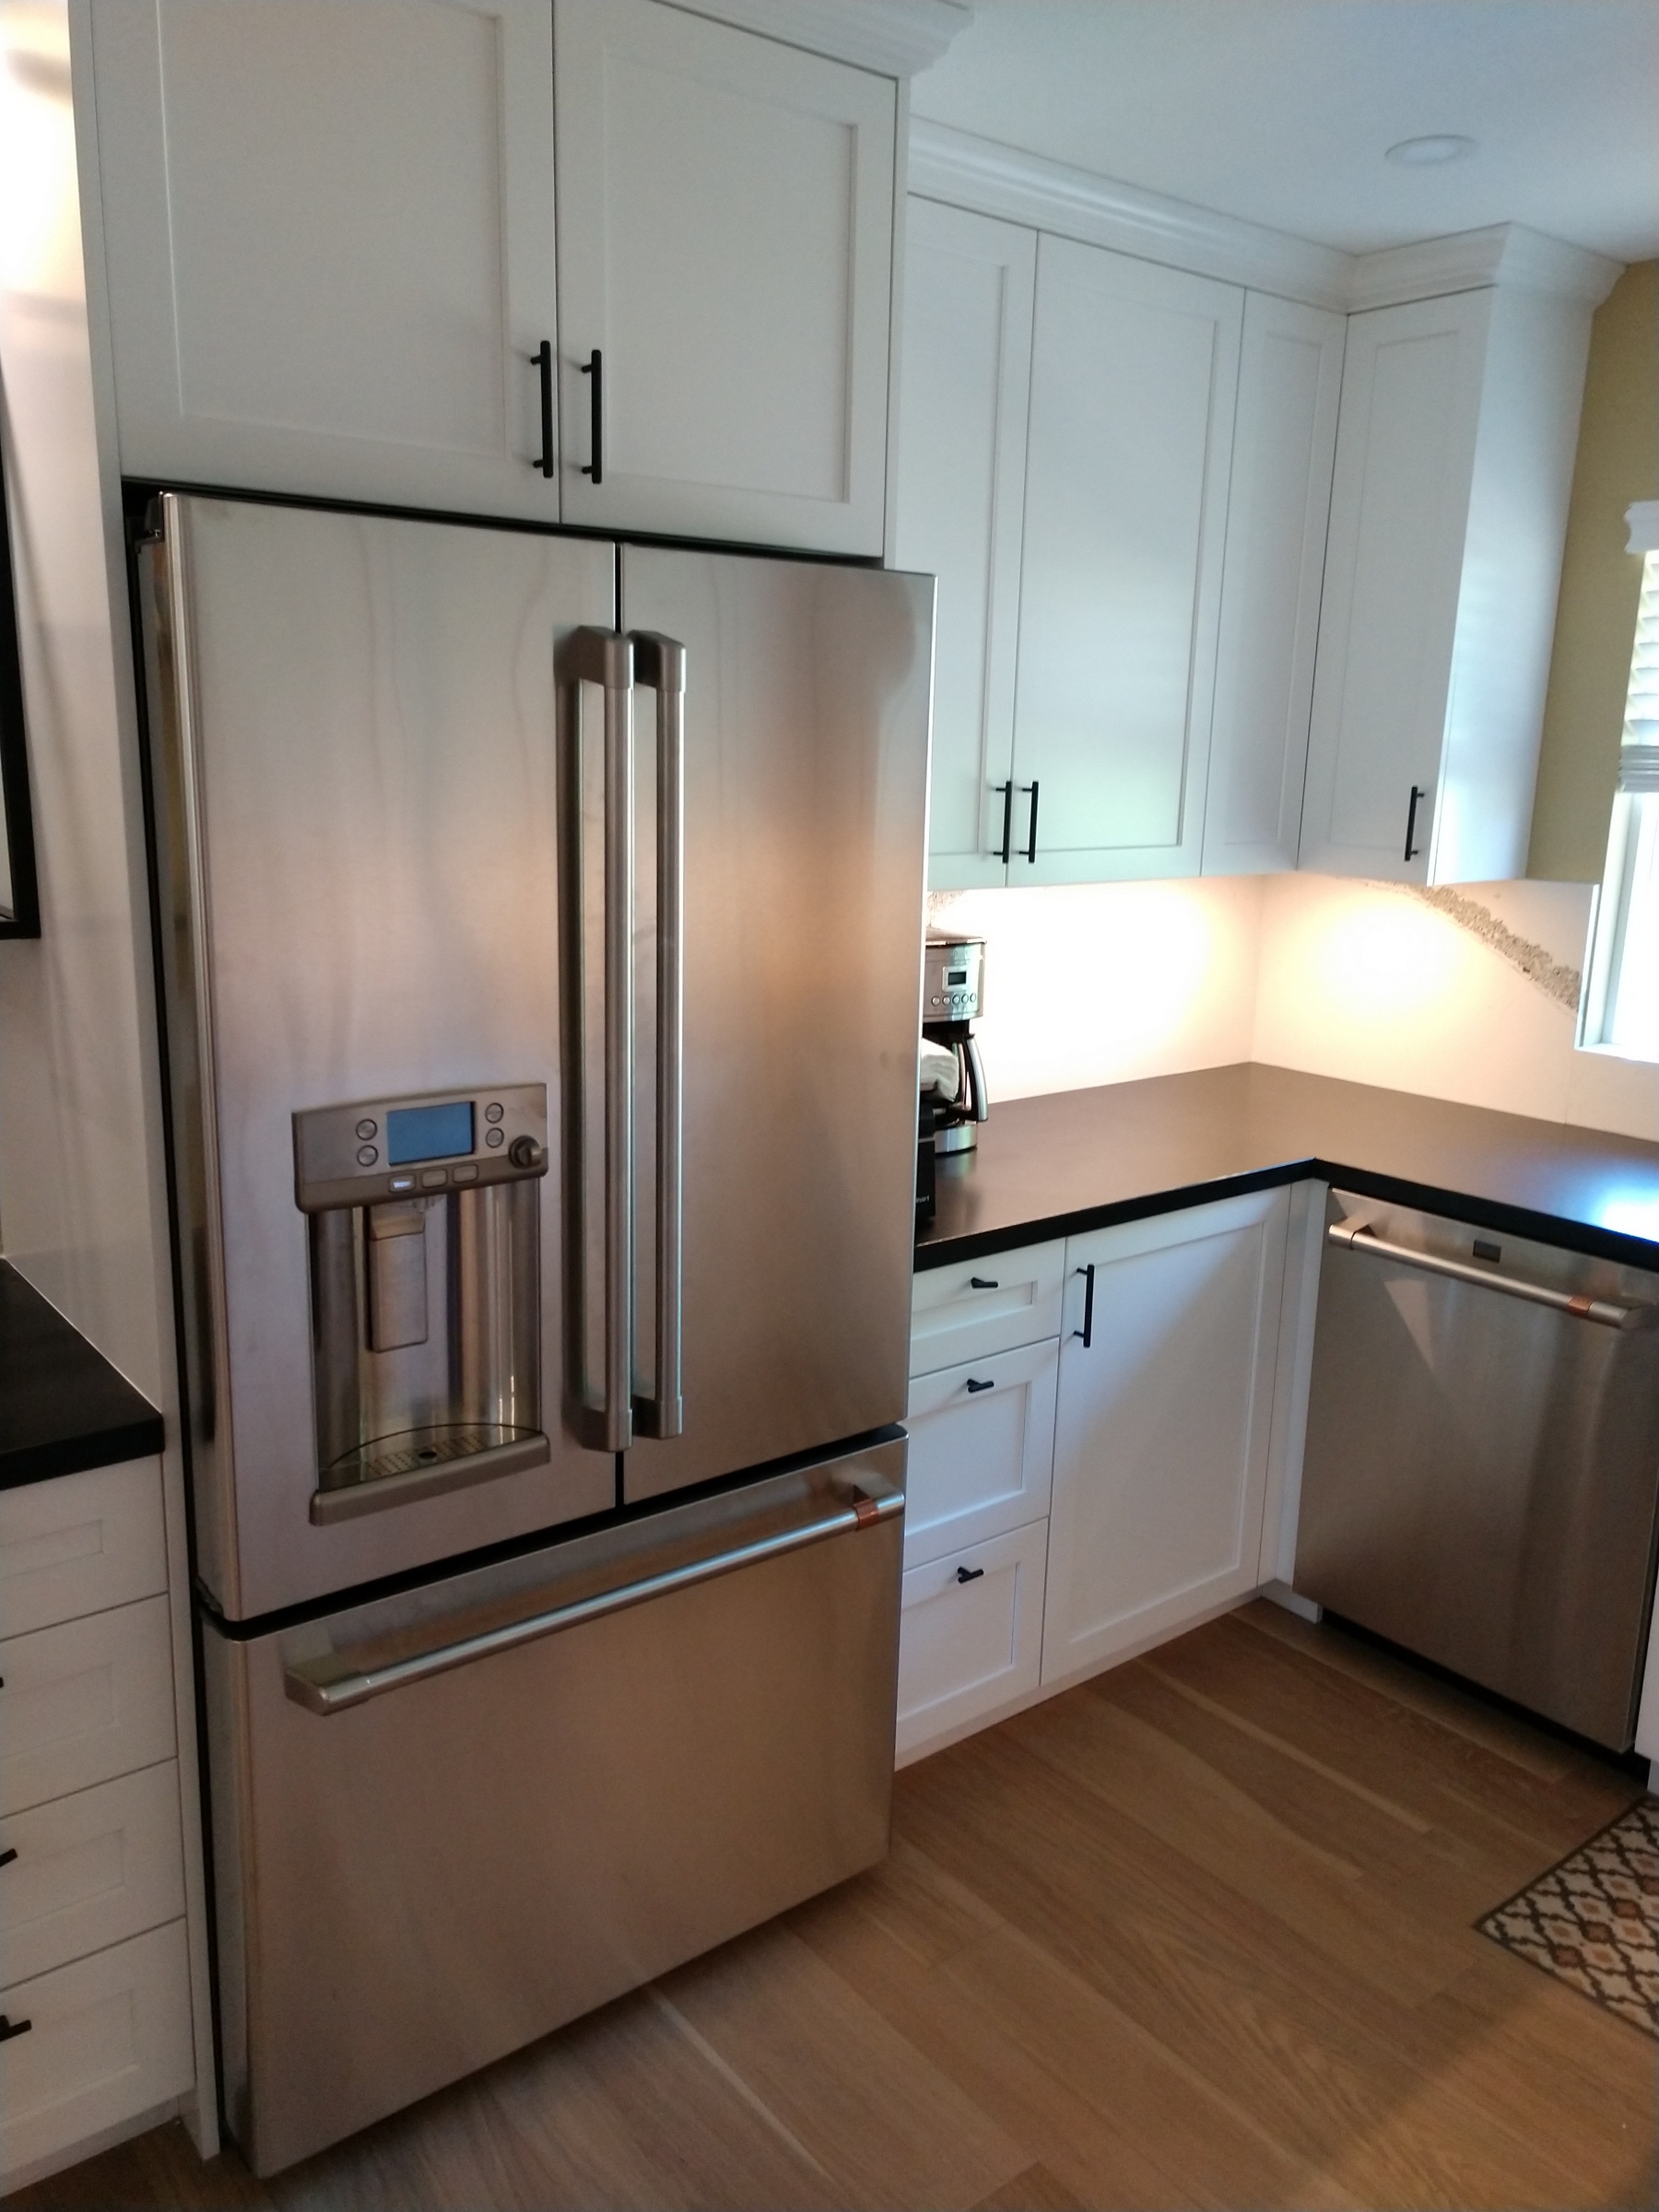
(1385, 135, 1478, 167)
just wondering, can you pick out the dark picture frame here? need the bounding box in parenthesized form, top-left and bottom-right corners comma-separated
(0, 424, 41, 938)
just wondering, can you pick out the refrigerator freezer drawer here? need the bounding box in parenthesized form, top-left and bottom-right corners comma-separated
(204, 1435, 904, 2176)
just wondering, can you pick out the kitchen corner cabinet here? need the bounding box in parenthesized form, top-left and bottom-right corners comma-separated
(89, 0, 563, 521)
(1042, 1190, 1288, 1688)
(553, 0, 896, 554)
(1300, 284, 1591, 884)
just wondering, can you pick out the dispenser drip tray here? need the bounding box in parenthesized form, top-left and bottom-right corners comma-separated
(311, 1425, 551, 1524)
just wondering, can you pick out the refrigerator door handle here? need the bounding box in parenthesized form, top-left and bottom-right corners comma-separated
(559, 627, 636, 1453)
(629, 632, 687, 1439)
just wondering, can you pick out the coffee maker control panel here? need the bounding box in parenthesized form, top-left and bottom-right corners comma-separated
(923, 936, 984, 1024)
(293, 1082, 548, 1213)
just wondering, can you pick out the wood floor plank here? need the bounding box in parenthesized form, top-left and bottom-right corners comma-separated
(971, 2162, 1088, 2211)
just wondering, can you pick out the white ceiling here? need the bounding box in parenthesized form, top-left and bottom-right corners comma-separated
(910, 1, 1659, 263)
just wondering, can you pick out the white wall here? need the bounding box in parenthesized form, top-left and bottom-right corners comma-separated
(935, 868, 1659, 1146)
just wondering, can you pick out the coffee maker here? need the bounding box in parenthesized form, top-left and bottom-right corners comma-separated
(922, 934, 989, 1154)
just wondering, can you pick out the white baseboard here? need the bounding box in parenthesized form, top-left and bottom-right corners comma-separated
(1259, 1578, 1322, 1623)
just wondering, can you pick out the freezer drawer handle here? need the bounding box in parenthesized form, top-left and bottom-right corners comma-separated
(1328, 1219, 1646, 1329)
(283, 1485, 903, 1715)
(629, 631, 688, 1441)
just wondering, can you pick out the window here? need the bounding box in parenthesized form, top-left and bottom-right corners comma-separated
(1582, 547, 1659, 1058)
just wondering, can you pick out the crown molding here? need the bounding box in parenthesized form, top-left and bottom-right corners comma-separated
(908, 123, 1628, 315)
(668, 0, 973, 76)
(1347, 223, 1623, 312)
(908, 120, 1355, 309)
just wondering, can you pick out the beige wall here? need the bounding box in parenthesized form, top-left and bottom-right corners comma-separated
(1528, 260, 1659, 882)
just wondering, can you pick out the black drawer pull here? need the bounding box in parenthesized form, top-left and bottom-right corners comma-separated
(964, 1377, 994, 1394)
(1404, 782, 1424, 862)
(969, 1277, 998, 1290)
(1074, 1262, 1096, 1349)
(0, 1849, 16, 1870)
(530, 339, 554, 477)
(994, 781, 1014, 865)
(581, 348, 604, 483)
(0, 2015, 31, 2041)
(1022, 779, 1040, 863)
(955, 1565, 985, 1584)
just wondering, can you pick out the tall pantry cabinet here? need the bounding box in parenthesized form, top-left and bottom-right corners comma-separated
(85, 0, 933, 555)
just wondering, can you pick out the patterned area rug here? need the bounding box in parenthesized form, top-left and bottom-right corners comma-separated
(1477, 1797, 1658, 2036)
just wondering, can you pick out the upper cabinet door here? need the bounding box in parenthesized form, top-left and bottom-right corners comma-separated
(1298, 291, 1491, 883)
(552, 0, 896, 555)
(1011, 238, 1242, 884)
(1202, 294, 1345, 876)
(90, 0, 561, 519)
(893, 199, 1036, 891)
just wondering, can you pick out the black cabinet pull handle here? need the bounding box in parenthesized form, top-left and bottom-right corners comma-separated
(0, 2015, 31, 2041)
(1022, 780, 1040, 863)
(1404, 783, 1424, 863)
(955, 1565, 985, 1583)
(581, 349, 604, 484)
(964, 1376, 994, 1394)
(969, 1277, 998, 1289)
(531, 340, 554, 477)
(994, 781, 1014, 865)
(0, 1849, 16, 1870)
(1074, 1262, 1096, 1348)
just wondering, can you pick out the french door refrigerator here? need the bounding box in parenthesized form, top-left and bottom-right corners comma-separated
(137, 492, 931, 2173)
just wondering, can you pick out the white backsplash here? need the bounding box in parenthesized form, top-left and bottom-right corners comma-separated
(930, 872, 1659, 1144)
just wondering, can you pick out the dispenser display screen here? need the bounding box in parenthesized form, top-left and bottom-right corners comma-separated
(386, 1100, 475, 1165)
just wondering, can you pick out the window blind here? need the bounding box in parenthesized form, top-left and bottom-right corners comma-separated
(1618, 551, 1659, 793)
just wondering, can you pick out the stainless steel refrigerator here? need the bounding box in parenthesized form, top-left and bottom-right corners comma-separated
(137, 492, 931, 2174)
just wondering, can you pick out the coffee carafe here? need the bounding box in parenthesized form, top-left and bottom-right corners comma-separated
(922, 935, 989, 1154)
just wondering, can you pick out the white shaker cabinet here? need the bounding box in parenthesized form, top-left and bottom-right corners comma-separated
(1042, 1191, 1288, 1688)
(894, 199, 1035, 888)
(1300, 282, 1592, 883)
(553, 0, 897, 554)
(1011, 238, 1241, 884)
(1202, 295, 1345, 875)
(90, 0, 562, 521)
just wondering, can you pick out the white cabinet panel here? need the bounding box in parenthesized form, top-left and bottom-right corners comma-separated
(903, 1338, 1057, 1566)
(1012, 238, 1241, 884)
(0, 1462, 167, 1641)
(1043, 1191, 1287, 1686)
(911, 1241, 1065, 1373)
(92, 0, 560, 517)
(0, 1598, 176, 1818)
(1203, 294, 1345, 875)
(554, 0, 896, 552)
(897, 1521, 1046, 1761)
(0, 1762, 185, 1990)
(0, 1920, 194, 2186)
(894, 199, 1035, 888)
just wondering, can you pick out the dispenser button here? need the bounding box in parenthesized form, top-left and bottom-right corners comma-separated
(453, 1163, 478, 1184)
(484, 1102, 504, 1124)
(419, 1168, 448, 1189)
(509, 1135, 542, 1169)
(355, 1118, 377, 1140)
(357, 1145, 379, 1166)
(388, 1173, 415, 1193)
(485, 1127, 504, 1148)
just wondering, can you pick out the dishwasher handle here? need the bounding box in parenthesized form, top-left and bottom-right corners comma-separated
(284, 1485, 902, 1715)
(1328, 1218, 1646, 1330)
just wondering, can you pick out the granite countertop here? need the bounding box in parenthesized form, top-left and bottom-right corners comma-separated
(916, 1062, 1659, 1274)
(0, 1262, 165, 1489)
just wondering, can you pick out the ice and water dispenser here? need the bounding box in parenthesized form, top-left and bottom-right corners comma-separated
(293, 1084, 550, 1522)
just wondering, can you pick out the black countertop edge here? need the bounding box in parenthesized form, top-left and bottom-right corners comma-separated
(0, 1262, 166, 1492)
(916, 1156, 1659, 1277)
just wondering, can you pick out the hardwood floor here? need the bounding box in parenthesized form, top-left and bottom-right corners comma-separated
(10, 1602, 1653, 2212)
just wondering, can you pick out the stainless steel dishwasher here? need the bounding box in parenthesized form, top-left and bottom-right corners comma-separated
(1296, 1188, 1659, 1749)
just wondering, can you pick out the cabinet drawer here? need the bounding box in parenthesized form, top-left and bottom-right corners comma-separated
(0, 1762, 185, 1989)
(0, 1598, 176, 1818)
(0, 1919, 194, 2184)
(903, 1340, 1057, 1566)
(0, 1461, 167, 1640)
(897, 1521, 1046, 1761)
(912, 1242, 1065, 1373)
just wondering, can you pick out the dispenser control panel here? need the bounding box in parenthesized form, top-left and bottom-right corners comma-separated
(293, 1082, 548, 1213)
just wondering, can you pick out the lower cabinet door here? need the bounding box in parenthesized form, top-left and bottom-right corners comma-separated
(1043, 1191, 1288, 1687)
(903, 1338, 1058, 1566)
(0, 1920, 194, 2185)
(897, 1521, 1047, 1762)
